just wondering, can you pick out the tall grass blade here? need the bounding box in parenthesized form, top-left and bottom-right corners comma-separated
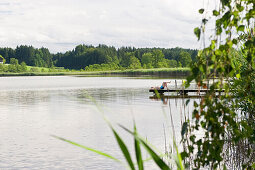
(139, 138, 171, 170)
(134, 124, 144, 170)
(51, 135, 121, 162)
(120, 125, 171, 170)
(173, 140, 184, 170)
(111, 128, 136, 170)
(154, 89, 161, 99)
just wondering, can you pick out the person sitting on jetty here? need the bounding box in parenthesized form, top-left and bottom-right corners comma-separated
(151, 81, 171, 90)
(160, 81, 171, 89)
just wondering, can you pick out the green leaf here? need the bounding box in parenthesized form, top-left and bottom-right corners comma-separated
(189, 135, 196, 142)
(185, 99, 190, 106)
(173, 140, 184, 170)
(252, 163, 255, 168)
(213, 10, 219, 16)
(139, 138, 171, 170)
(236, 73, 240, 79)
(237, 25, 245, 32)
(194, 27, 201, 41)
(111, 128, 135, 170)
(134, 124, 144, 170)
(120, 125, 171, 170)
(194, 101, 198, 107)
(236, 4, 244, 12)
(199, 9, 204, 14)
(202, 18, 208, 25)
(51, 135, 120, 162)
(216, 26, 222, 35)
(180, 151, 188, 159)
(211, 55, 216, 61)
(181, 122, 188, 137)
(154, 89, 161, 99)
(232, 39, 237, 44)
(211, 40, 216, 50)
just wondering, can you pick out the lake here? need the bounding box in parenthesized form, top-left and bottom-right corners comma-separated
(0, 76, 195, 169)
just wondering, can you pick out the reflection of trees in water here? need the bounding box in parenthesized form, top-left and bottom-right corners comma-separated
(0, 90, 50, 106)
(76, 88, 147, 104)
(0, 88, 148, 107)
(149, 94, 203, 105)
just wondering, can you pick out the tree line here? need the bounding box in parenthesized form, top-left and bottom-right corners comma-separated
(0, 44, 197, 70)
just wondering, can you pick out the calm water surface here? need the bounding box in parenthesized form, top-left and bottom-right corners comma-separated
(0, 76, 193, 169)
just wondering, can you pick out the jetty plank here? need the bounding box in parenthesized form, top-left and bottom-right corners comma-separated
(149, 89, 225, 94)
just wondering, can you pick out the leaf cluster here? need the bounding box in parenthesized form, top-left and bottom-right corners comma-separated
(182, 0, 255, 169)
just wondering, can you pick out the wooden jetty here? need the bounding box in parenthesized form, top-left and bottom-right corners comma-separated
(149, 95, 203, 99)
(150, 79, 225, 95)
(149, 88, 225, 95)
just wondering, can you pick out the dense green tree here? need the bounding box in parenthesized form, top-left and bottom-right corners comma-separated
(84, 48, 111, 65)
(0, 48, 15, 63)
(55, 45, 119, 69)
(128, 56, 141, 69)
(15, 45, 35, 65)
(152, 49, 164, 68)
(157, 59, 170, 68)
(141, 52, 153, 68)
(74, 44, 90, 55)
(120, 52, 134, 68)
(40, 47, 53, 67)
(168, 59, 178, 68)
(10, 58, 18, 65)
(178, 51, 192, 67)
(13, 45, 53, 67)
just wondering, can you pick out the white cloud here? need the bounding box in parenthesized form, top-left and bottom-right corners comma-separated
(0, 0, 210, 52)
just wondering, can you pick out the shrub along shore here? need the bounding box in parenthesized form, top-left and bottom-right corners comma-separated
(0, 67, 190, 77)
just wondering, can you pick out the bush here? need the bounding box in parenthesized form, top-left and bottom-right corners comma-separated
(8, 64, 18, 72)
(85, 63, 120, 71)
(20, 62, 27, 72)
(30, 67, 40, 72)
(0, 64, 8, 72)
(10, 58, 19, 65)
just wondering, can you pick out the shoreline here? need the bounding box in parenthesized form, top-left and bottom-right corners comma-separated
(0, 68, 190, 77)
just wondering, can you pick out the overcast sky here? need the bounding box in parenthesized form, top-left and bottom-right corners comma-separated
(0, 0, 214, 53)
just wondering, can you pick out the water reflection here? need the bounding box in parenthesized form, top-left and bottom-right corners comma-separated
(0, 90, 50, 107)
(75, 88, 147, 105)
(149, 94, 203, 105)
(0, 76, 196, 169)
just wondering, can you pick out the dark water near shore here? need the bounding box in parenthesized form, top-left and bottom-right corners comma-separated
(0, 76, 195, 169)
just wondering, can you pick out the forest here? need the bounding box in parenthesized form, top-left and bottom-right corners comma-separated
(0, 45, 197, 71)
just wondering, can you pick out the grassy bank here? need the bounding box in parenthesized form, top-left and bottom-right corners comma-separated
(0, 67, 190, 77)
(102, 67, 190, 76)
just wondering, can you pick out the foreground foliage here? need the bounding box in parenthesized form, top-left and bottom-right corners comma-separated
(182, 0, 255, 169)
